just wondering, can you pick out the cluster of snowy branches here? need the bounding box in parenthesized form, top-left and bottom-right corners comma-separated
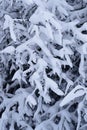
(0, 0, 87, 130)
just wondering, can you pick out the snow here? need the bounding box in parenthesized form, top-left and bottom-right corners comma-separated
(0, 0, 87, 130)
(22, 0, 34, 5)
(0, 46, 15, 54)
(26, 94, 37, 107)
(60, 85, 85, 107)
(12, 69, 27, 85)
(45, 76, 64, 96)
(3, 15, 16, 41)
(45, 22, 53, 40)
